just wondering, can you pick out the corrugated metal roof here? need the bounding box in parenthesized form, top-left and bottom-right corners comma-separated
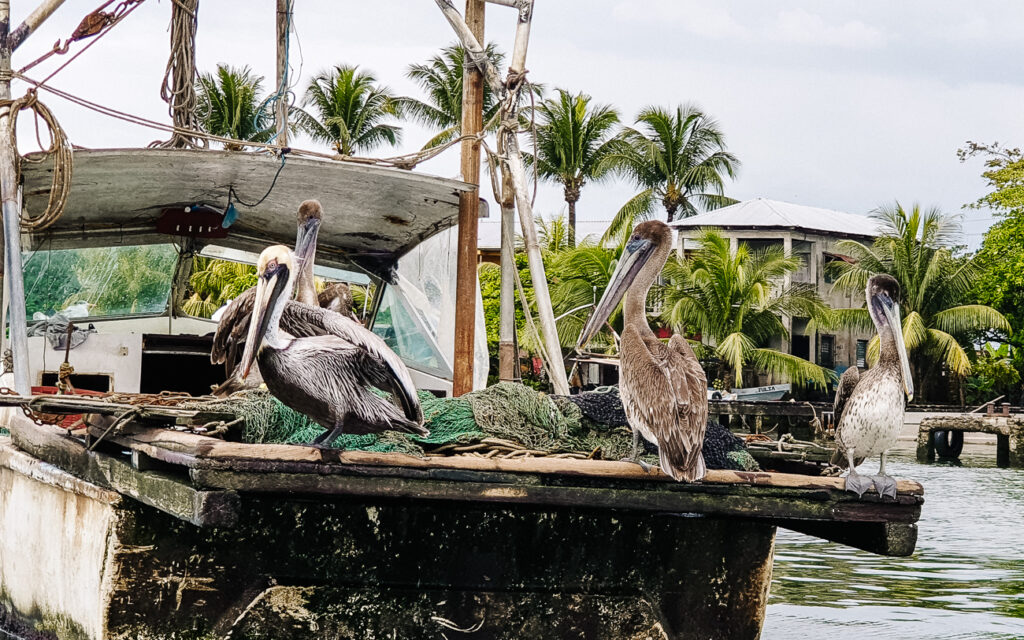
(667, 198, 881, 237)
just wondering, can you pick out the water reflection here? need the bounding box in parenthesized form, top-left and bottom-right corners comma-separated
(763, 449, 1024, 639)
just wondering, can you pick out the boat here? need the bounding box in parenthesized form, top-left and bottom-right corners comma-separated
(730, 383, 792, 401)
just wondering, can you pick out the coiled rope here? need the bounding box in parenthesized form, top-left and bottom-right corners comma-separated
(1, 90, 72, 231)
(153, 0, 204, 149)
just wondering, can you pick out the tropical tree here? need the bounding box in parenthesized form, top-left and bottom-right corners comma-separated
(829, 202, 1010, 399)
(603, 104, 739, 241)
(397, 43, 504, 150)
(183, 258, 257, 318)
(659, 229, 832, 388)
(195, 65, 274, 150)
(295, 65, 402, 155)
(529, 89, 620, 247)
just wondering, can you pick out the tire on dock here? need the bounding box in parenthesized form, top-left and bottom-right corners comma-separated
(932, 429, 964, 459)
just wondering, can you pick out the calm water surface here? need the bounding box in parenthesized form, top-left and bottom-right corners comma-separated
(762, 448, 1024, 639)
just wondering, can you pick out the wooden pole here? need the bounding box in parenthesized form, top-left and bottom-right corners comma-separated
(9, 0, 66, 50)
(274, 0, 290, 147)
(497, 161, 516, 381)
(0, 0, 29, 394)
(452, 0, 485, 396)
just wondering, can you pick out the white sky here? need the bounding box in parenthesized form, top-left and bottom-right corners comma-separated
(10, 1, 1024, 249)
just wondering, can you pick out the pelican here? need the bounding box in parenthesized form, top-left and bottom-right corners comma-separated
(211, 200, 332, 394)
(239, 244, 426, 445)
(576, 220, 708, 482)
(318, 282, 360, 322)
(831, 274, 914, 499)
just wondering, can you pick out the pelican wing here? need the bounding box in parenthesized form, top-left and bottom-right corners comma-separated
(830, 366, 865, 468)
(318, 282, 358, 321)
(620, 328, 708, 481)
(285, 302, 423, 425)
(211, 287, 328, 372)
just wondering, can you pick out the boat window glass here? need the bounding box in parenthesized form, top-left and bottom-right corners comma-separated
(24, 245, 178, 320)
(199, 245, 371, 285)
(372, 284, 451, 378)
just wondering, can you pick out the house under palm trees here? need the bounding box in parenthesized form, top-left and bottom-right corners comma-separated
(670, 198, 881, 383)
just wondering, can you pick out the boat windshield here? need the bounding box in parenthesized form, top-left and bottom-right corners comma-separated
(23, 245, 178, 320)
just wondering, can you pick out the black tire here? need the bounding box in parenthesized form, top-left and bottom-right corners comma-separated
(711, 391, 723, 400)
(932, 429, 964, 459)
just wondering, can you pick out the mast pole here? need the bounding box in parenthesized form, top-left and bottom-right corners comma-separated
(452, 0, 484, 396)
(274, 0, 290, 147)
(497, 161, 516, 381)
(0, 0, 30, 394)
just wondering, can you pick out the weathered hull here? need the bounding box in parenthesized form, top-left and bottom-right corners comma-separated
(0, 442, 775, 640)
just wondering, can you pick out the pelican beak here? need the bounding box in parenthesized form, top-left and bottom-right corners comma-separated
(878, 293, 914, 402)
(576, 235, 656, 350)
(239, 262, 290, 379)
(294, 215, 321, 264)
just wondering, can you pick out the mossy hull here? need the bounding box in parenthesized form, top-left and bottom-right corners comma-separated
(8, 493, 776, 640)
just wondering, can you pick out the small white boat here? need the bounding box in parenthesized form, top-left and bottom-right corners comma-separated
(729, 384, 792, 401)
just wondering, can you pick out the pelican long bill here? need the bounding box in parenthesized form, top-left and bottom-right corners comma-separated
(576, 235, 656, 350)
(879, 294, 914, 401)
(239, 252, 291, 379)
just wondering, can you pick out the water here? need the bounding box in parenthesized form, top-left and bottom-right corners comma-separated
(762, 448, 1024, 639)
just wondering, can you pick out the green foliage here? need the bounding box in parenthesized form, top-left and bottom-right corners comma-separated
(603, 104, 739, 241)
(964, 343, 1020, 407)
(527, 89, 620, 246)
(195, 64, 274, 149)
(72, 246, 177, 316)
(658, 229, 832, 388)
(184, 257, 256, 318)
(959, 142, 1024, 213)
(24, 249, 82, 317)
(295, 65, 402, 155)
(829, 203, 1009, 394)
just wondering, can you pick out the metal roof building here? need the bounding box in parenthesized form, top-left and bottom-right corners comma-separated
(668, 198, 881, 238)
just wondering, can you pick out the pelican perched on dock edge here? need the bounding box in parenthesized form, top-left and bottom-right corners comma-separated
(576, 220, 708, 482)
(240, 245, 426, 445)
(831, 274, 914, 499)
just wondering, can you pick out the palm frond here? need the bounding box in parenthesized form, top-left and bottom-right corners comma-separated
(749, 348, 833, 389)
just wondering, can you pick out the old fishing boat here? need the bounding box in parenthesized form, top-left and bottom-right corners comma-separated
(0, 2, 922, 640)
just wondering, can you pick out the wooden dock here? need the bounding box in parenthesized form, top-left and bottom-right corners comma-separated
(0, 398, 924, 640)
(917, 404, 1024, 467)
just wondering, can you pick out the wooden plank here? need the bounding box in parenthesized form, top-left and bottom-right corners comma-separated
(780, 520, 917, 557)
(190, 468, 920, 524)
(708, 400, 829, 417)
(920, 415, 1011, 435)
(90, 423, 924, 496)
(0, 437, 121, 505)
(11, 419, 239, 527)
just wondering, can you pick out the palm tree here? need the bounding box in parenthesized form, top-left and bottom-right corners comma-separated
(396, 43, 505, 150)
(829, 202, 1009, 398)
(195, 65, 274, 150)
(659, 230, 832, 388)
(183, 258, 257, 318)
(295, 65, 402, 155)
(603, 104, 739, 241)
(529, 89, 620, 247)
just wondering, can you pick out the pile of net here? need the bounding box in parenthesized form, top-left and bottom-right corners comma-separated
(213, 382, 758, 471)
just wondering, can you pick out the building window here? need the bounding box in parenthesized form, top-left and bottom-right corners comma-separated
(822, 252, 854, 284)
(819, 335, 835, 369)
(856, 340, 867, 368)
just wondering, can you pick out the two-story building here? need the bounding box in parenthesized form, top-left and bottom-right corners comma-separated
(670, 198, 881, 384)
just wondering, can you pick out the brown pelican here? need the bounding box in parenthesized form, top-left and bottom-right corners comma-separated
(318, 282, 360, 322)
(239, 245, 426, 444)
(831, 274, 914, 498)
(211, 200, 330, 394)
(576, 220, 708, 481)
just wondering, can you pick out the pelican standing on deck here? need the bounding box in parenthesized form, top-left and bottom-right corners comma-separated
(576, 221, 708, 482)
(240, 245, 426, 445)
(831, 274, 914, 498)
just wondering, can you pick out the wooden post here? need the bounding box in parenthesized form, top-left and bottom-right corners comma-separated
(452, 0, 485, 396)
(274, 0, 290, 146)
(0, 0, 29, 394)
(498, 162, 516, 381)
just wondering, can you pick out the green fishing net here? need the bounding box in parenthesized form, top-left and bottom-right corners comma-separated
(213, 382, 757, 471)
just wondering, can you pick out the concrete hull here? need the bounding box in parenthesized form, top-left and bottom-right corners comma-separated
(0, 444, 775, 640)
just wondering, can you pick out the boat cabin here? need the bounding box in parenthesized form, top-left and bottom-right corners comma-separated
(16, 148, 488, 397)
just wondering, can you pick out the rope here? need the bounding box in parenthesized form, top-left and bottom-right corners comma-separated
(153, 0, 204, 149)
(255, 0, 294, 144)
(1, 90, 72, 231)
(14, 72, 482, 171)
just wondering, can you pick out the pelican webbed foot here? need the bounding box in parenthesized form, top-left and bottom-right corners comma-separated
(844, 471, 875, 498)
(867, 474, 898, 500)
(621, 428, 654, 473)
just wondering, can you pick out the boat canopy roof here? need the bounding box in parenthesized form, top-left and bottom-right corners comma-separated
(20, 148, 473, 276)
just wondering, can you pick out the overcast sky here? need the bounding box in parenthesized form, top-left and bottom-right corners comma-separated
(10, 1, 1023, 248)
